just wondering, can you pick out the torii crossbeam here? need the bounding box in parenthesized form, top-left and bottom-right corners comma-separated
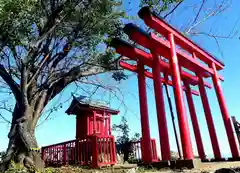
(110, 6, 239, 164)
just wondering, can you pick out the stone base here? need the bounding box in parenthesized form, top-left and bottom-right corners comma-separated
(210, 158, 226, 162)
(112, 164, 138, 173)
(201, 158, 211, 162)
(144, 160, 171, 169)
(113, 164, 138, 169)
(174, 159, 201, 169)
(138, 159, 201, 169)
(226, 157, 240, 161)
(215, 168, 236, 173)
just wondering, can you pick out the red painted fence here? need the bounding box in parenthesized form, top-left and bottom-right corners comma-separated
(130, 139, 159, 163)
(41, 135, 116, 168)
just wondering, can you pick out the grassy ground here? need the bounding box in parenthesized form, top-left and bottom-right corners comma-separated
(41, 166, 240, 173)
(3, 161, 240, 173)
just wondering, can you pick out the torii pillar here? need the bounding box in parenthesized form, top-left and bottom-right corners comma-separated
(211, 62, 240, 158)
(137, 61, 153, 163)
(184, 81, 206, 160)
(198, 76, 222, 160)
(168, 33, 193, 160)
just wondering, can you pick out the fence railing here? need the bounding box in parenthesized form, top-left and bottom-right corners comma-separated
(95, 135, 116, 167)
(129, 138, 159, 163)
(41, 135, 116, 168)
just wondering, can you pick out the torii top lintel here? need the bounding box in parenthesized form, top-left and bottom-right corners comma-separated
(137, 6, 224, 70)
(110, 6, 225, 90)
(110, 38, 213, 89)
(122, 23, 224, 80)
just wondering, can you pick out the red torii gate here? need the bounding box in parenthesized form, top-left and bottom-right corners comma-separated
(110, 6, 239, 164)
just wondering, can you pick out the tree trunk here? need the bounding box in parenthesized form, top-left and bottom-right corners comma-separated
(0, 107, 45, 172)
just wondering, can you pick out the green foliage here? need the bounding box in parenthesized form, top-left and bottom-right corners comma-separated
(4, 161, 27, 173)
(3, 161, 60, 173)
(136, 167, 159, 173)
(112, 71, 128, 82)
(0, 0, 124, 46)
(42, 168, 60, 173)
(0, 0, 41, 46)
(112, 116, 130, 144)
(97, 49, 117, 70)
(131, 132, 141, 142)
(0, 151, 5, 158)
(2, 165, 161, 173)
(112, 116, 140, 144)
(0, 0, 126, 74)
(139, 0, 183, 15)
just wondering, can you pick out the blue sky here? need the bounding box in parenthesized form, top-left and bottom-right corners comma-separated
(1, 0, 240, 159)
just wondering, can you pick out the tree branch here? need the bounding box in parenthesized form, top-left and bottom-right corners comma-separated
(0, 64, 21, 101)
(0, 113, 10, 124)
(186, 0, 229, 34)
(27, 53, 50, 87)
(32, 91, 48, 129)
(20, 62, 29, 107)
(163, 0, 184, 19)
(33, 0, 86, 49)
(190, 0, 206, 26)
(189, 31, 236, 39)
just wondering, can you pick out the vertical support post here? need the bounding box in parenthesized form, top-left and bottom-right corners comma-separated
(151, 49, 171, 161)
(76, 116, 78, 139)
(92, 135, 99, 168)
(137, 61, 153, 163)
(184, 81, 206, 160)
(104, 137, 107, 163)
(112, 136, 117, 163)
(198, 76, 221, 159)
(93, 111, 96, 134)
(151, 139, 158, 161)
(168, 33, 193, 160)
(231, 116, 240, 147)
(41, 147, 45, 161)
(109, 136, 113, 163)
(87, 116, 90, 136)
(63, 143, 67, 165)
(75, 139, 78, 164)
(164, 72, 182, 159)
(105, 116, 108, 135)
(109, 113, 112, 135)
(211, 62, 240, 158)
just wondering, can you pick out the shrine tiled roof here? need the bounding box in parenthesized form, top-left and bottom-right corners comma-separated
(65, 95, 119, 115)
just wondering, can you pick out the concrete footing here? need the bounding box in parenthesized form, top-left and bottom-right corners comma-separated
(138, 158, 240, 170)
(226, 157, 240, 161)
(139, 159, 201, 169)
(202, 158, 240, 162)
(201, 158, 211, 162)
(151, 160, 171, 169)
(174, 159, 201, 169)
(210, 158, 226, 162)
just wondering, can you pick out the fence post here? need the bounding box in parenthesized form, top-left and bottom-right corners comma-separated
(151, 139, 157, 161)
(41, 147, 45, 161)
(92, 135, 99, 168)
(63, 144, 67, 165)
(140, 138, 144, 161)
(112, 136, 117, 163)
(75, 139, 79, 164)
